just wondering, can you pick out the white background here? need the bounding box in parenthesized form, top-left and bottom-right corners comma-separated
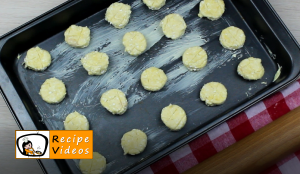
(16, 131, 50, 159)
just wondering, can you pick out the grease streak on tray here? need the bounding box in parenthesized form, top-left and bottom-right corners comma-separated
(16, 0, 276, 173)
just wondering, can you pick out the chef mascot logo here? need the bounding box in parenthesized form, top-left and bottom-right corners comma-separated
(16, 131, 50, 159)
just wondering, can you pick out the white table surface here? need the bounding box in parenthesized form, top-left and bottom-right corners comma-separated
(0, 0, 299, 173)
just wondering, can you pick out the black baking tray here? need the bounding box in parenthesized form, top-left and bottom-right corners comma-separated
(1, 0, 300, 173)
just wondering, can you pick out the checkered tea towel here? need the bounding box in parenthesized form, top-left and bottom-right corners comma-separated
(139, 79, 300, 174)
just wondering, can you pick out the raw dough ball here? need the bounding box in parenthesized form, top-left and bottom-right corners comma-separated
(24, 47, 51, 71)
(220, 26, 246, 50)
(64, 111, 89, 130)
(64, 25, 90, 48)
(141, 67, 168, 91)
(198, 0, 225, 21)
(121, 129, 147, 155)
(143, 0, 166, 10)
(100, 89, 128, 115)
(182, 46, 208, 71)
(160, 14, 187, 39)
(81, 51, 109, 75)
(123, 31, 147, 56)
(39, 77, 66, 104)
(105, 2, 132, 29)
(237, 57, 265, 80)
(200, 82, 227, 106)
(161, 104, 187, 131)
(79, 152, 106, 174)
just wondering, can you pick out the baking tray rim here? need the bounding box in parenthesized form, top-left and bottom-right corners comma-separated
(0, 0, 300, 173)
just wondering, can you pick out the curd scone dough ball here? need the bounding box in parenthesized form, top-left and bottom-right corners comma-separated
(105, 2, 132, 29)
(198, 0, 225, 21)
(64, 111, 89, 130)
(100, 89, 128, 115)
(200, 82, 227, 106)
(143, 0, 166, 10)
(123, 31, 147, 56)
(141, 67, 168, 91)
(237, 57, 265, 80)
(220, 26, 246, 50)
(121, 129, 147, 155)
(79, 152, 106, 174)
(39, 77, 67, 104)
(64, 25, 90, 48)
(161, 104, 187, 131)
(182, 46, 208, 71)
(24, 47, 51, 71)
(81, 51, 109, 75)
(160, 14, 187, 39)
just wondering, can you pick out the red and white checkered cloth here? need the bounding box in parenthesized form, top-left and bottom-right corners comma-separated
(139, 79, 300, 174)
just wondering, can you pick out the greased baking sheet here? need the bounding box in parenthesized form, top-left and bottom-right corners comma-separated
(15, 0, 277, 173)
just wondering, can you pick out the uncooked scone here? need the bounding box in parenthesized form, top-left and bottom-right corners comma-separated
(237, 57, 265, 80)
(143, 0, 166, 10)
(39, 77, 67, 104)
(198, 0, 225, 21)
(64, 25, 90, 48)
(200, 82, 227, 106)
(79, 152, 106, 174)
(182, 46, 208, 71)
(64, 111, 89, 130)
(105, 2, 132, 29)
(123, 31, 147, 56)
(141, 67, 168, 91)
(81, 51, 109, 75)
(100, 89, 128, 115)
(161, 104, 187, 131)
(24, 47, 51, 71)
(160, 14, 187, 39)
(121, 129, 147, 155)
(220, 26, 246, 50)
